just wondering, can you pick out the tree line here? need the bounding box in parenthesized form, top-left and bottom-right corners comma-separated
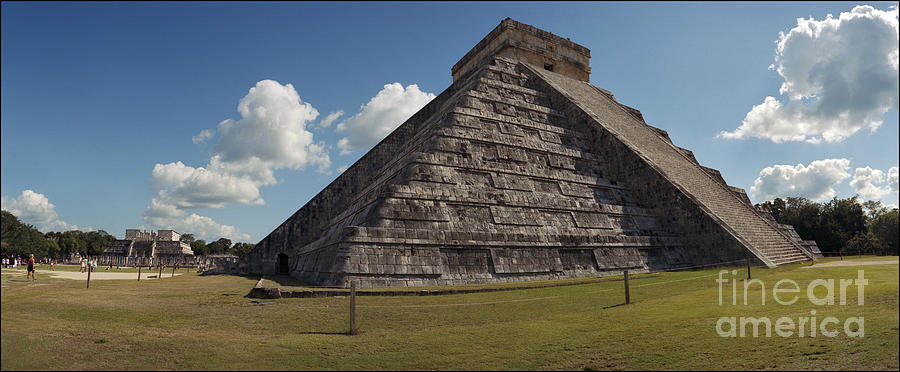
(756, 196, 898, 256)
(1, 210, 255, 260)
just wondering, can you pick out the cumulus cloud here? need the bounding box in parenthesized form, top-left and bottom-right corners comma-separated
(318, 110, 344, 128)
(336, 165, 349, 173)
(850, 165, 900, 200)
(336, 83, 435, 154)
(143, 202, 249, 241)
(149, 160, 265, 209)
(144, 79, 331, 240)
(750, 158, 851, 202)
(211, 80, 329, 171)
(191, 128, 215, 144)
(719, 5, 899, 143)
(1, 190, 78, 232)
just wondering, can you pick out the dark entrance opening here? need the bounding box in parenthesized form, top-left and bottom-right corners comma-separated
(277, 253, 289, 274)
(544, 63, 554, 71)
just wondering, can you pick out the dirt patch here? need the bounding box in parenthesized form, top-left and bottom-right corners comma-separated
(2, 269, 181, 280)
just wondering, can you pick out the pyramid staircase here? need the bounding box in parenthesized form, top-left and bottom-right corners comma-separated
(527, 64, 813, 267)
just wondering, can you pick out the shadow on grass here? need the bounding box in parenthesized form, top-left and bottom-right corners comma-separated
(297, 331, 354, 336)
(601, 303, 627, 310)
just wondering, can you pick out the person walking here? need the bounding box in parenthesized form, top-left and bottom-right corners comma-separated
(80, 258, 86, 273)
(26, 254, 36, 282)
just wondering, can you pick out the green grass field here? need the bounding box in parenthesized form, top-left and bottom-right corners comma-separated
(2, 256, 898, 370)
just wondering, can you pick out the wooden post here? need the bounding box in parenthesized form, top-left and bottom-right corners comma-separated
(624, 270, 630, 305)
(746, 257, 751, 280)
(839, 247, 843, 261)
(158, 265, 163, 279)
(172, 265, 176, 277)
(86, 266, 91, 289)
(138, 266, 141, 281)
(350, 280, 357, 335)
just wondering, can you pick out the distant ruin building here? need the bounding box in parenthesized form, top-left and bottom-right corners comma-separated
(102, 229, 194, 266)
(239, 18, 821, 288)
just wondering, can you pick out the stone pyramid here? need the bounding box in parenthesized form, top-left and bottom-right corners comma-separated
(239, 19, 817, 287)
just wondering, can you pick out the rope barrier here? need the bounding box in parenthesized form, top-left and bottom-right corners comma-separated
(273, 270, 730, 309)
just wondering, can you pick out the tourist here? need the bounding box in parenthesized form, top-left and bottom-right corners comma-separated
(80, 258, 86, 273)
(49, 260, 54, 271)
(2, 257, 6, 268)
(26, 254, 36, 282)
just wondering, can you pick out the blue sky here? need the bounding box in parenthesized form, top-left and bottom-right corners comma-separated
(2, 2, 898, 242)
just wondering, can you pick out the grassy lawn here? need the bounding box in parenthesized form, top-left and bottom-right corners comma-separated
(2, 256, 897, 370)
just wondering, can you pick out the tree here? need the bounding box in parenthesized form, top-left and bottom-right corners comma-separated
(230, 242, 255, 257)
(757, 197, 786, 220)
(180, 234, 195, 244)
(845, 232, 882, 256)
(1, 210, 58, 259)
(83, 230, 115, 256)
(870, 209, 899, 255)
(206, 238, 232, 255)
(756, 196, 881, 256)
(190, 239, 208, 256)
(769, 197, 821, 242)
(55, 231, 86, 257)
(816, 196, 867, 255)
(862, 200, 890, 221)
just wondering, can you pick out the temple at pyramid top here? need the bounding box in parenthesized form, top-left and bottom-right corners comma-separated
(452, 18, 592, 82)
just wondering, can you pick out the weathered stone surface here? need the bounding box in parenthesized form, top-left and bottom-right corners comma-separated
(238, 18, 814, 288)
(102, 229, 194, 265)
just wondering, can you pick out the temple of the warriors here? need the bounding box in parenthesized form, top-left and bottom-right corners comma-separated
(238, 18, 821, 288)
(102, 229, 194, 266)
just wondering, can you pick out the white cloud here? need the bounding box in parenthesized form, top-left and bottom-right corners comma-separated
(211, 80, 329, 172)
(318, 110, 344, 128)
(191, 128, 215, 144)
(850, 165, 900, 200)
(144, 79, 332, 240)
(143, 204, 249, 241)
(1, 190, 78, 232)
(336, 165, 349, 173)
(336, 83, 435, 154)
(750, 158, 851, 202)
(719, 5, 899, 143)
(891, 166, 900, 192)
(150, 160, 264, 209)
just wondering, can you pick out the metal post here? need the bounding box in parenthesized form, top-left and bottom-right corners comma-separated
(624, 270, 630, 305)
(172, 265, 176, 277)
(350, 280, 357, 335)
(138, 266, 141, 281)
(86, 266, 91, 289)
(158, 265, 163, 279)
(746, 257, 751, 280)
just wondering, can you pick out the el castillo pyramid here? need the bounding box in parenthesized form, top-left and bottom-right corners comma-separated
(237, 19, 821, 287)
